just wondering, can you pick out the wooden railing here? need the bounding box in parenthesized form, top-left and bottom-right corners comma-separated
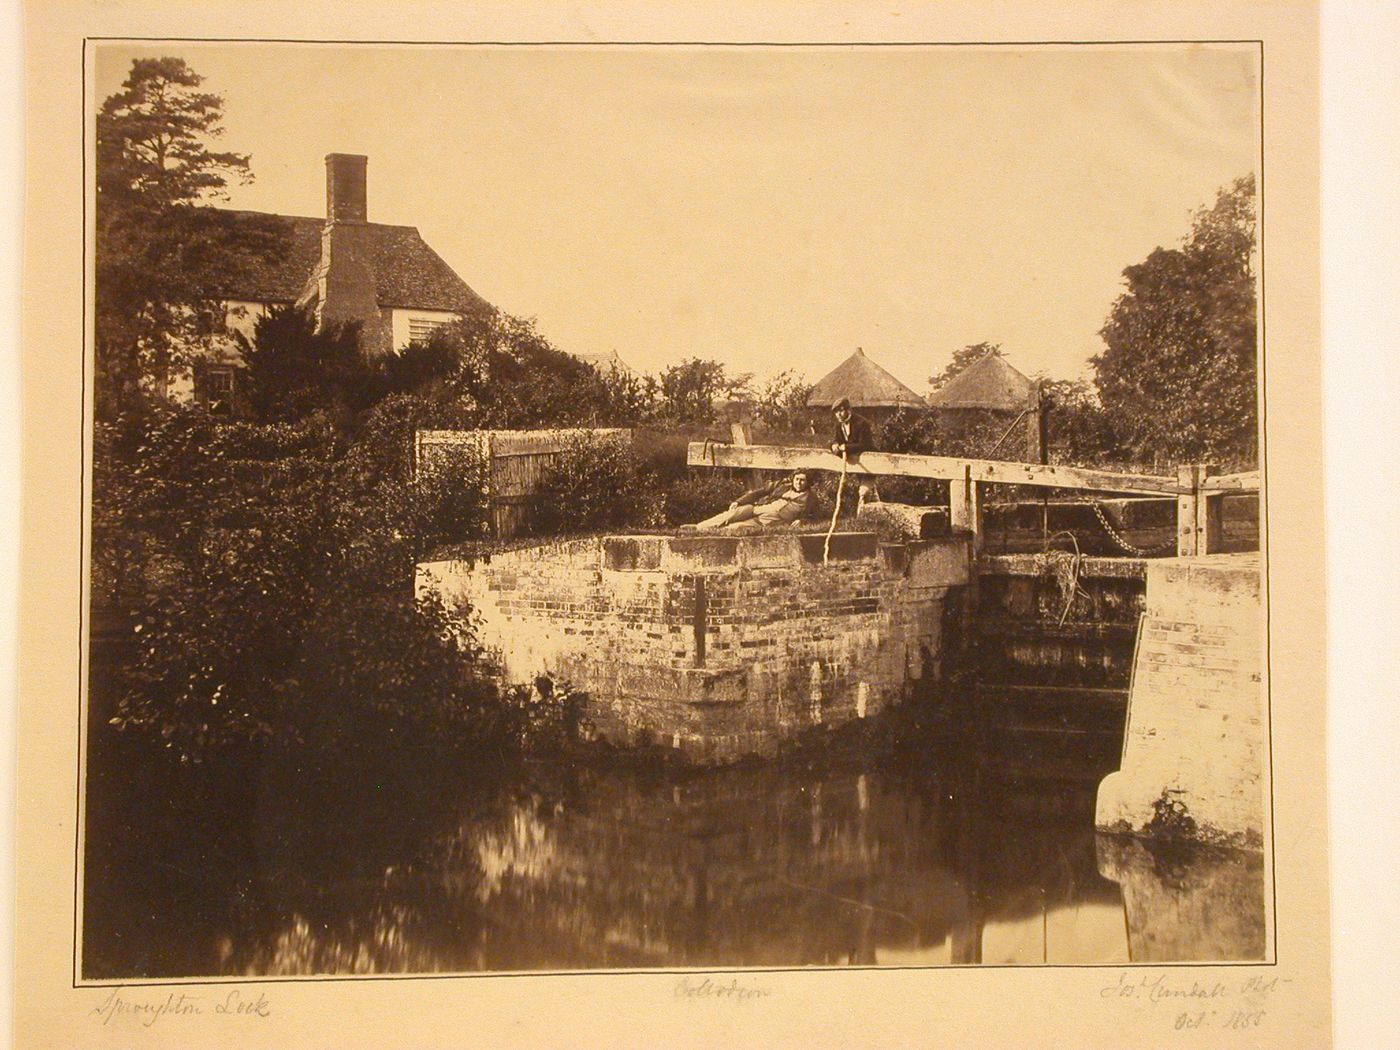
(687, 441, 1260, 557)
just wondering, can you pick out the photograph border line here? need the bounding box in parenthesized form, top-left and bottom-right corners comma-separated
(72, 34, 1275, 989)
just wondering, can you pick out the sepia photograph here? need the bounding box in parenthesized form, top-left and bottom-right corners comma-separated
(76, 38, 1272, 982)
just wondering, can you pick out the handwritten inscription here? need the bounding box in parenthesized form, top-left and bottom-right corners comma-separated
(674, 976, 773, 1002)
(91, 987, 272, 1027)
(1099, 972, 1283, 1034)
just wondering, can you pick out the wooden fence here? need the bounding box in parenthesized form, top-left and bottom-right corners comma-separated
(416, 428, 631, 540)
(687, 441, 1260, 557)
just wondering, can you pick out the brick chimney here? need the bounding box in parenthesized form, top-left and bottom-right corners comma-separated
(325, 153, 368, 223)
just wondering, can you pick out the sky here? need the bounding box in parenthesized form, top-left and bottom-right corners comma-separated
(93, 43, 1258, 390)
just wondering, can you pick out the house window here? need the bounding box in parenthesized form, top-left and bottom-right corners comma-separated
(407, 316, 451, 344)
(201, 367, 236, 416)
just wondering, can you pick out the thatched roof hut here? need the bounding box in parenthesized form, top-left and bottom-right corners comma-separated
(928, 350, 1044, 461)
(805, 348, 927, 430)
(927, 351, 1037, 410)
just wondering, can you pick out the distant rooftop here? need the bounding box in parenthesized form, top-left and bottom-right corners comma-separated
(570, 348, 632, 373)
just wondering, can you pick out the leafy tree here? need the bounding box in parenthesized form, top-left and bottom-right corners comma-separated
(373, 330, 464, 401)
(930, 342, 1001, 392)
(1036, 377, 1123, 467)
(753, 369, 813, 431)
(597, 366, 659, 425)
(658, 358, 748, 424)
(385, 310, 640, 428)
(476, 313, 622, 427)
(96, 57, 287, 418)
(1092, 175, 1257, 465)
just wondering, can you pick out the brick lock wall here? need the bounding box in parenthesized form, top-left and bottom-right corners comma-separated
(1095, 554, 1264, 848)
(419, 534, 969, 761)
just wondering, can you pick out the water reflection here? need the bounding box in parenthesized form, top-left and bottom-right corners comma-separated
(84, 740, 1267, 977)
(1096, 835, 1267, 962)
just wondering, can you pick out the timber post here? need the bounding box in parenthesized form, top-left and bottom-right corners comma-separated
(1196, 463, 1222, 554)
(1027, 381, 1047, 465)
(1176, 463, 1223, 556)
(730, 421, 763, 488)
(1176, 465, 1199, 556)
(949, 463, 984, 553)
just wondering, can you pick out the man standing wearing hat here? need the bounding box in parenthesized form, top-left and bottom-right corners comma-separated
(829, 398, 873, 460)
(830, 398, 879, 507)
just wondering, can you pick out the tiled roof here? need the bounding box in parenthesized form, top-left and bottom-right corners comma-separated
(927, 351, 1037, 410)
(207, 209, 490, 314)
(208, 213, 323, 303)
(806, 348, 928, 409)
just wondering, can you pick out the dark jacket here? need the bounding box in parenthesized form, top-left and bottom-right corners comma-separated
(830, 413, 874, 459)
(734, 480, 812, 525)
(735, 479, 790, 506)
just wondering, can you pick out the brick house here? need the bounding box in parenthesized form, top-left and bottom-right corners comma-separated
(178, 153, 491, 413)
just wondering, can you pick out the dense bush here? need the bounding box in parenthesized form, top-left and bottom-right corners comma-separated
(526, 432, 660, 535)
(1039, 378, 1128, 469)
(372, 333, 463, 400)
(659, 471, 752, 526)
(752, 370, 813, 431)
(240, 307, 374, 424)
(497, 677, 591, 754)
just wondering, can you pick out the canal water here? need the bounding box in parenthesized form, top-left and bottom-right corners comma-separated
(81, 705, 1266, 978)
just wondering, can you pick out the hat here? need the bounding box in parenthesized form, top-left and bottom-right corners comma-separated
(832, 398, 850, 412)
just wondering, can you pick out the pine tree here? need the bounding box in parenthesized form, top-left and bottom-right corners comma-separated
(95, 57, 287, 418)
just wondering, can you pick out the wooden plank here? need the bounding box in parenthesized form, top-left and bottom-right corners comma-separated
(977, 554, 1148, 578)
(686, 442, 1183, 495)
(1200, 470, 1261, 491)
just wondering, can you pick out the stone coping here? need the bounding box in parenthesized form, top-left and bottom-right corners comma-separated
(602, 531, 885, 571)
(423, 530, 974, 577)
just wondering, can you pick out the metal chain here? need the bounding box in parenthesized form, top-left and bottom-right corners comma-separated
(1075, 496, 1177, 557)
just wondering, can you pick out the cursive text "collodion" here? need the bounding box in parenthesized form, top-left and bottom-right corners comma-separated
(674, 976, 773, 1002)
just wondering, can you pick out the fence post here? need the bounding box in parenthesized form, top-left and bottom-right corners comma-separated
(484, 432, 499, 540)
(1026, 382, 1046, 464)
(1176, 464, 1199, 557)
(949, 464, 983, 553)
